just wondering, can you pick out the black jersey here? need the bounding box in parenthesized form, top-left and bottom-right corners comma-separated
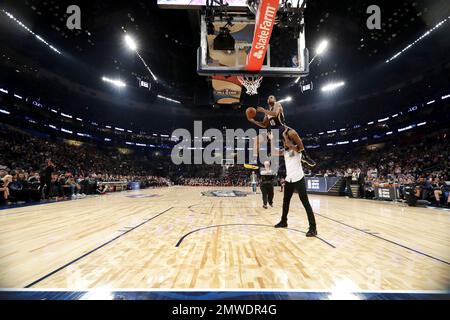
(267, 105, 287, 131)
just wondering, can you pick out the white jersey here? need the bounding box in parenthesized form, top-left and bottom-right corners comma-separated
(284, 150, 304, 183)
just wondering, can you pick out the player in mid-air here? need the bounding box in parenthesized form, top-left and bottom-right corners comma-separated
(248, 95, 316, 167)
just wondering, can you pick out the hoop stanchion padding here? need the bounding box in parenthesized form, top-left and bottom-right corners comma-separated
(237, 75, 263, 95)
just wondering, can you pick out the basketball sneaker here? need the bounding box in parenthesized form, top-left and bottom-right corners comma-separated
(274, 221, 288, 228)
(301, 150, 316, 167)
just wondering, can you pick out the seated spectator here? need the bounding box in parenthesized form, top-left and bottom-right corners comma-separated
(0, 175, 13, 205)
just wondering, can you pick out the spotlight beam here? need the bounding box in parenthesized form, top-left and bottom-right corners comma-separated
(310, 39, 329, 65)
(102, 76, 126, 88)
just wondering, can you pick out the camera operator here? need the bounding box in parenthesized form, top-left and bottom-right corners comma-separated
(433, 178, 450, 208)
(39, 158, 55, 199)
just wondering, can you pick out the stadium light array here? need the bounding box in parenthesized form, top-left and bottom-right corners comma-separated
(124, 35, 137, 51)
(442, 94, 450, 100)
(321, 81, 345, 92)
(386, 16, 449, 63)
(124, 34, 157, 81)
(102, 76, 126, 88)
(157, 94, 181, 104)
(2, 9, 61, 55)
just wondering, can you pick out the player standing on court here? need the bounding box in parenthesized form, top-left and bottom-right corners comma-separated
(248, 95, 316, 167)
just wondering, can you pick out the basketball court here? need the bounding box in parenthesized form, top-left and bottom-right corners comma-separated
(1, 187, 448, 296)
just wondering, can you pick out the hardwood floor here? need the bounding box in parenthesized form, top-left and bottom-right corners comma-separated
(0, 186, 449, 290)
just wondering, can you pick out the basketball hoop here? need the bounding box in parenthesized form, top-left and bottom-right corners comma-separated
(237, 75, 263, 95)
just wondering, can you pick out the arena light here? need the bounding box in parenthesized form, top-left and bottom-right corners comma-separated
(14, 94, 23, 99)
(104, 138, 111, 142)
(339, 128, 346, 132)
(378, 117, 389, 123)
(321, 81, 345, 92)
(102, 76, 126, 88)
(426, 100, 435, 105)
(386, 131, 393, 135)
(51, 109, 58, 113)
(124, 34, 157, 81)
(327, 130, 336, 134)
(157, 94, 181, 104)
(0, 109, 11, 115)
(61, 128, 73, 134)
(309, 39, 329, 66)
(115, 127, 125, 132)
(352, 139, 359, 143)
(76, 117, 83, 121)
(61, 112, 72, 119)
(77, 133, 91, 137)
(367, 121, 374, 125)
(318, 132, 324, 135)
(316, 40, 329, 55)
(48, 125, 58, 130)
(337, 141, 349, 145)
(398, 125, 414, 132)
(391, 113, 399, 118)
(136, 143, 147, 147)
(442, 94, 450, 100)
(0, 88, 8, 94)
(417, 121, 427, 127)
(2, 9, 61, 55)
(386, 16, 449, 63)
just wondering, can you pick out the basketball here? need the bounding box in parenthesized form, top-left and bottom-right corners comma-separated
(246, 107, 257, 120)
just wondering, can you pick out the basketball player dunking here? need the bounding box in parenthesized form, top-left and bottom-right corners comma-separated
(248, 95, 316, 167)
(271, 128, 317, 237)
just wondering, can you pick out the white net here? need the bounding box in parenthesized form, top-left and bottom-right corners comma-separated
(237, 75, 263, 95)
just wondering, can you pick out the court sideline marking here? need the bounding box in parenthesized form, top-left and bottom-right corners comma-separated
(175, 223, 336, 248)
(24, 207, 174, 288)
